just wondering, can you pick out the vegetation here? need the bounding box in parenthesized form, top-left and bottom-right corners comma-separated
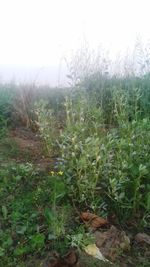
(0, 67, 150, 266)
(57, 87, 150, 223)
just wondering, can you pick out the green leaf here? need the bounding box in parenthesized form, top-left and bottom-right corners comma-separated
(48, 234, 56, 240)
(14, 246, 28, 256)
(30, 233, 45, 249)
(0, 247, 5, 257)
(3, 237, 13, 248)
(16, 225, 27, 235)
(14, 175, 22, 181)
(2, 206, 8, 220)
(147, 193, 150, 211)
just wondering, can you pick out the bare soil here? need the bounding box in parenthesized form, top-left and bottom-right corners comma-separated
(9, 127, 55, 171)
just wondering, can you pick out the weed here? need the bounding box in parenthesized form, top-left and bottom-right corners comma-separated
(57, 90, 150, 226)
(34, 100, 58, 155)
(67, 226, 95, 250)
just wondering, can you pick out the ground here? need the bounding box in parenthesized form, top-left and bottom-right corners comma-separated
(8, 127, 55, 170)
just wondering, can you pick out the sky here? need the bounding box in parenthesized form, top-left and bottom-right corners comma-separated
(0, 0, 150, 85)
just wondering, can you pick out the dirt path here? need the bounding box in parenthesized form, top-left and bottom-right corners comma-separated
(9, 127, 55, 171)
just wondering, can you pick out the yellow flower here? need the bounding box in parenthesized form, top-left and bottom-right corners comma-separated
(50, 171, 55, 176)
(58, 171, 63, 176)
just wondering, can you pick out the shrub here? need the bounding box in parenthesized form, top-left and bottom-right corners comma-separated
(58, 89, 150, 225)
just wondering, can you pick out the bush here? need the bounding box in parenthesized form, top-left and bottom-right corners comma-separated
(0, 85, 16, 137)
(57, 89, 150, 225)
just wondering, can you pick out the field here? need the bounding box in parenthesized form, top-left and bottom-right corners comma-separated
(0, 74, 150, 266)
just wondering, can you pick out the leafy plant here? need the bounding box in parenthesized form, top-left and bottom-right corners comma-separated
(67, 226, 95, 250)
(34, 100, 58, 155)
(58, 90, 150, 225)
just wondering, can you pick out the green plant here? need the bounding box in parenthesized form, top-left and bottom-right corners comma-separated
(57, 89, 150, 226)
(58, 94, 106, 209)
(103, 118, 150, 222)
(67, 226, 95, 250)
(34, 100, 58, 155)
(0, 85, 15, 123)
(43, 173, 68, 239)
(0, 86, 14, 138)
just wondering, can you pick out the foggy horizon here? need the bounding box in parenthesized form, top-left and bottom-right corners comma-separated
(0, 64, 68, 86)
(0, 0, 150, 85)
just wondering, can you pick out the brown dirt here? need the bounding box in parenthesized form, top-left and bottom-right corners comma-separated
(9, 127, 55, 171)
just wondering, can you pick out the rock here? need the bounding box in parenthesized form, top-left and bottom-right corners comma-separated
(134, 233, 150, 245)
(94, 225, 130, 261)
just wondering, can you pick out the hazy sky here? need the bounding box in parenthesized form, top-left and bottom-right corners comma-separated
(0, 0, 150, 85)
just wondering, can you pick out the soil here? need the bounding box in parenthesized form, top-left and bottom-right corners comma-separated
(9, 127, 56, 171)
